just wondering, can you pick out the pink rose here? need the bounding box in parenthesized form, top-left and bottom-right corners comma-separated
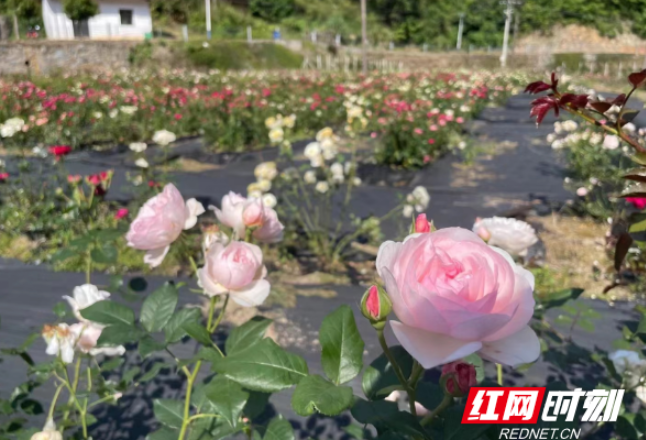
(376, 228, 539, 369)
(253, 207, 284, 243)
(197, 241, 270, 307)
(126, 183, 205, 267)
(213, 193, 284, 243)
(212, 192, 247, 239)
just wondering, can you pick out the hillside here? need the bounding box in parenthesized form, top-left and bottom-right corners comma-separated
(2, 0, 646, 51)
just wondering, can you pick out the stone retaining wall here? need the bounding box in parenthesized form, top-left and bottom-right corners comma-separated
(0, 40, 138, 75)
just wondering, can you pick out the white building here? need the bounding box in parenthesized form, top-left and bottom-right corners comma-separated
(42, 0, 153, 40)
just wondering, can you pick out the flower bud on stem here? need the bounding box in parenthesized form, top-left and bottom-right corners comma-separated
(361, 285, 392, 330)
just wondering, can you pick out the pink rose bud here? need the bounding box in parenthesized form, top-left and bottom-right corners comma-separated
(441, 361, 478, 397)
(576, 187, 588, 197)
(415, 214, 431, 233)
(242, 198, 265, 227)
(114, 208, 129, 220)
(360, 285, 392, 328)
(475, 226, 491, 242)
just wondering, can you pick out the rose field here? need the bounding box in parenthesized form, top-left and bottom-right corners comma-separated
(1, 67, 646, 440)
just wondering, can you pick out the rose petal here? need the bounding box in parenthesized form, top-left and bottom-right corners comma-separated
(144, 246, 170, 268)
(230, 279, 271, 307)
(479, 325, 541, 367)
(390, 320, 482, 369)
(184, 198, 205, 230)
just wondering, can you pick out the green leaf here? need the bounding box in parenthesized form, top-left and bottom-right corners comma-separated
(362, 346, 413, 400)
(80, 301, 135, 326)
(90, 244, 118, 264)
(97, 325, 142, 346)
(139, 336, 166, 358)
(182, 321, 212, 346)
(213, 339, 308, 393)
(617, 414, 639, 440)
(122, 367, 141, 384)
(96, 229, 124, 241)
(463, 353, 485, 382)
(225, 317, 273, 355)
(100, 357, 124, 372)
(538, 288, 585, 309)
(243, 391, 271, 420)
(351, 398, 399, 430)
(147, 427, 178, 440)
(141, 283, 178, 333)
(153, 399, 184, 429)
(165, 308, 202, 344)
(139, 362, 168, 383)
(197, 346, 223, 364)
(319, 305, 364, 385)
(50, 248, 76, 263)
(415, 382, 443, 412)
(263, 418, 294, 440)
(443, 405, 490, 440)
(205, 376, 250, 427)
(291, 374, 353, 416)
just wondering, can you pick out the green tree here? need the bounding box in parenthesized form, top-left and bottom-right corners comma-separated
(62, 0, 98, 21)
(250, 0, 295, 23)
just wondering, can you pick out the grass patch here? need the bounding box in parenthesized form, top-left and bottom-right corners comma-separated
(185, 41, 303, 70)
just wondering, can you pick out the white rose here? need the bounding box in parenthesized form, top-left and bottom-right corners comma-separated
(473, 217, 539, 257)
(315, 181, 329, 194)
(304, 170, 317, 184)
(262, 193, 277, 208)
(153, 129, 177, 146)
(129, 142, 147, 153)
(135, 158, 149, 168)
(63, 284, 111, 323)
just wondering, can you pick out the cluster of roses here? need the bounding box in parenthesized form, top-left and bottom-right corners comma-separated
(42, 284, 126, 365)
(125, 184, 284, 307)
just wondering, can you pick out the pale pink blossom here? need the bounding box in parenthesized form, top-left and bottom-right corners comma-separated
(126, 183, 205, 267)
(198, 241, 270, 307)
(376, 228, 539, 369)
(212, 193, 284, 243)
(71, 323, 125, 357)
(212, 192, 247, 239)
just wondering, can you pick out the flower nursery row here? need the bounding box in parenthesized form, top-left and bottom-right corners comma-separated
(0, 70, 527, 167)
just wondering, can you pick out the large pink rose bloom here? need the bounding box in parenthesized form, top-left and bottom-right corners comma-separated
(126, 183, 205, 267)
(197, 241, 270, 307)
(377, 227, 539, 369)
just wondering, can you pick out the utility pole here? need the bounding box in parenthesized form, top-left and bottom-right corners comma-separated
(205, 0, 212, 40)
(500, 0, 516, 68)
(361, 0, 367, 75)
(456, 13, 465, 50)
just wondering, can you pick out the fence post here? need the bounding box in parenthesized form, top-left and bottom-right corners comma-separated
(603, 62, 609, 77)
(617, 62, 623, 79)
(247, 26, 252, 43)
(316, 55, 322, 70)
(182, 25, 188, 42)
